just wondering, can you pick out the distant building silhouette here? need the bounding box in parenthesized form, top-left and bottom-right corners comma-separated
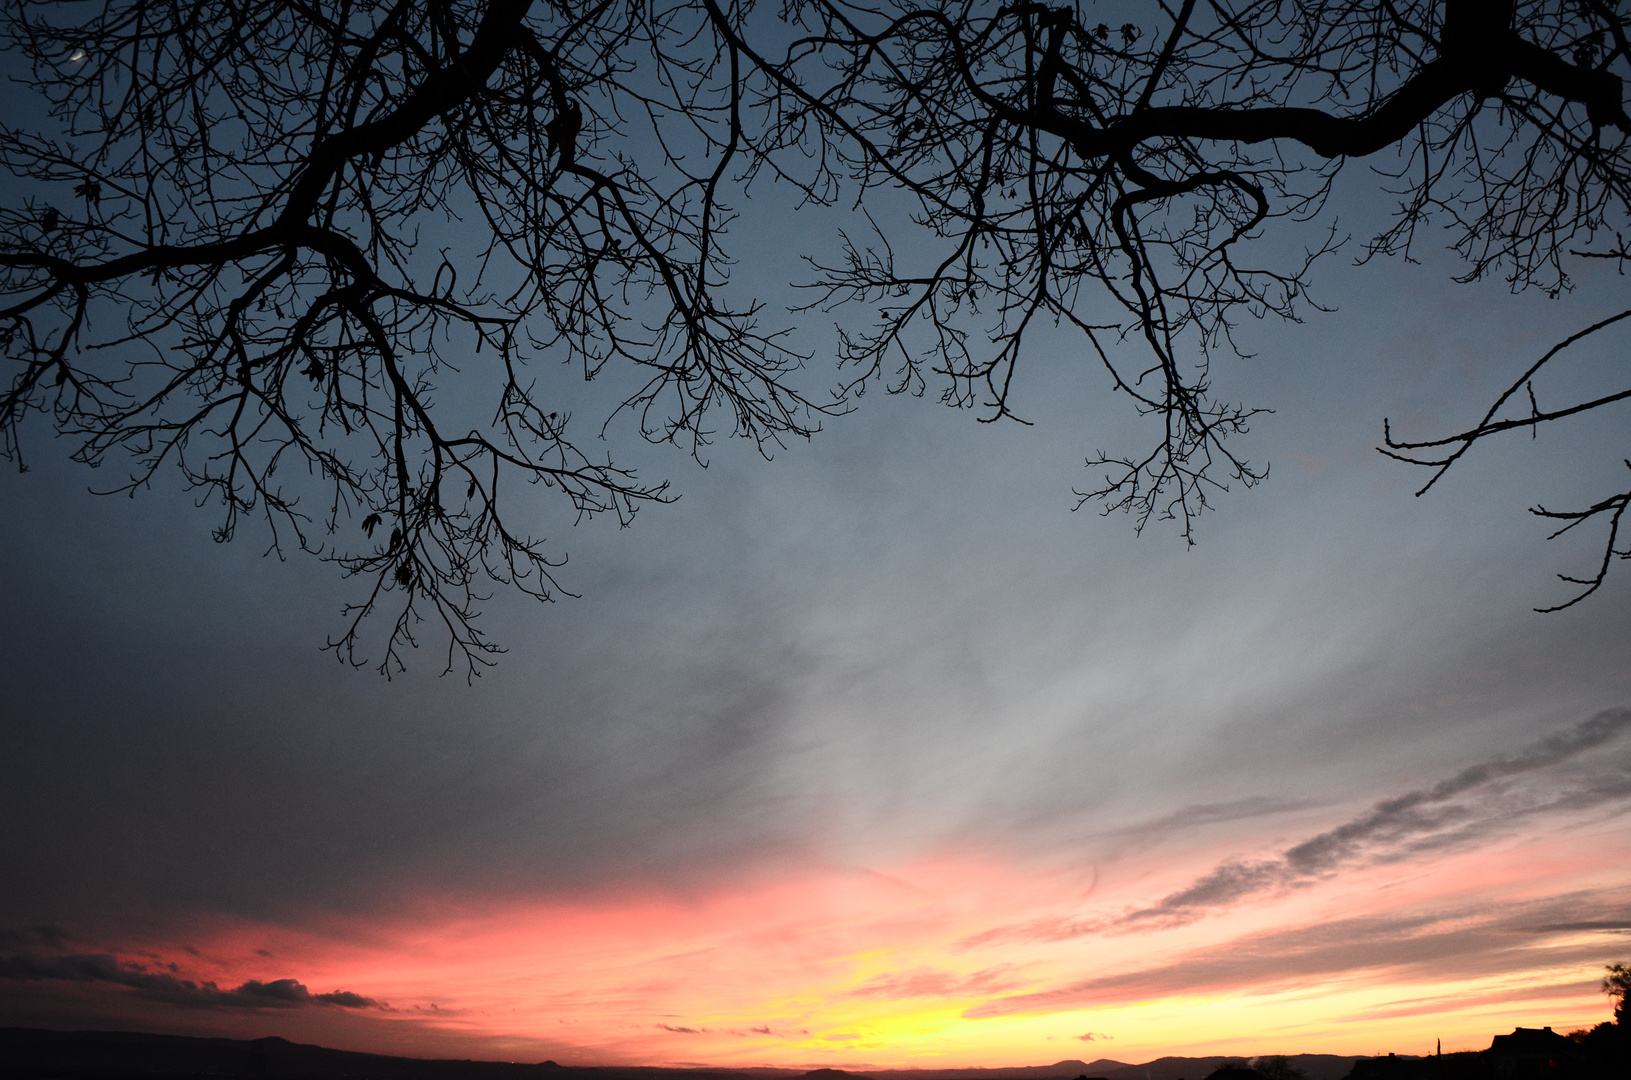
(1344, 1025, 1605, 1080)
(1486, 1027, 1579, 1077)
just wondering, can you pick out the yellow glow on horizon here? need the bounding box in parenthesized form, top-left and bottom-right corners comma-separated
(107, 816, 1631, 1068)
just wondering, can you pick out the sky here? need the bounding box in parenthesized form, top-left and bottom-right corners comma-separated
(4, 17, 1631, 1070)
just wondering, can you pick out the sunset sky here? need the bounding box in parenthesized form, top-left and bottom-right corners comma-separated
(4, 22, 1631, 1067)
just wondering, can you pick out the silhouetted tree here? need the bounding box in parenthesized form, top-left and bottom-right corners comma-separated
(1202, 1066, 1266, 1080)
(1609, 962, 1631, 1025)
(4, 2, 1629, 673)
(0, 0, 826, 676)
(1251, 1056, 1305, 1080)
(1566, 962, 1631, 1070)
(751, 0, 1631, 602)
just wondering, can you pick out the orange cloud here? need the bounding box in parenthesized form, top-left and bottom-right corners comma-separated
(16, 823, 1622, 1067)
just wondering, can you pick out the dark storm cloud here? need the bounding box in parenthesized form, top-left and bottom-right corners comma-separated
(0, 944, 384, 1011)
(965, 892, 1631, 1018)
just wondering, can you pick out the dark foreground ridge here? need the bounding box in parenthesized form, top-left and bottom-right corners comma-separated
(0, 1027, 1625, 1080)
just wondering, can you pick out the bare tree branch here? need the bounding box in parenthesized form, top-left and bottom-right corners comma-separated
(5, 1, 1629, 675)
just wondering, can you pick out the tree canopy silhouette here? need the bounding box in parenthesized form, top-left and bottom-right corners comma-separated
(1608, 961, 1631, 1025)
(3, 0, 1629, 674)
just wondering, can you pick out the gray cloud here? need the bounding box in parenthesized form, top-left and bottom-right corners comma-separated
(1120, 709, 1631, 927)
(1526, 921, 1631, 933)
(0, 947, 385, 1011)
(1281, 709, 1631, 870)
(1104, 798, 1319, 852)
(0, 925, 73, 950)
(958, 709, 1631, 951)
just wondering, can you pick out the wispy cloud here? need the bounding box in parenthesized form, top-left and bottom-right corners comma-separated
(656, 1022, 787, 1038)
(965, 891, 1631, 1018)
(1119, 708, 1631, 927)
(1330, 979, 1602, 1024)
(964, 709, 1631, 950)
(1100, 797, 1320, 854)
(846, 965, 1024, 1000)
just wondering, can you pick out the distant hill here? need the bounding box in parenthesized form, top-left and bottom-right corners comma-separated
(0, 1028, 1367, 1080)
(858, 1057, 1365, 1080)
(0, 1028, 755, 1080)
(1096, 1055, 1365, 1080)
